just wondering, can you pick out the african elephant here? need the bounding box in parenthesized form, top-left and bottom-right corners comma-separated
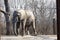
(12, 9, 37, 36)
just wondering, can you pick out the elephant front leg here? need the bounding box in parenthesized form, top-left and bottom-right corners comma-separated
(23, 19, 26, 36)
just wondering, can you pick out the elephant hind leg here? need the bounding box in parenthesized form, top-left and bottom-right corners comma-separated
(32, 21, 37, 36)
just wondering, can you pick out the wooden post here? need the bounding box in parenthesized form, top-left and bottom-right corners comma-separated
(57, 0, 60, 40)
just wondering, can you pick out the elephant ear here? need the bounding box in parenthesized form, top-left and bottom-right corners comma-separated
(13, 11, 18, 16)
(12, 11, 18, 22)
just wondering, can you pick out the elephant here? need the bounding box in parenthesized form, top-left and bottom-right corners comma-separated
(12, 9, 37, 36)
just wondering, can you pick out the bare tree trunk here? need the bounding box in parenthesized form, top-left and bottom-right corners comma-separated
(4, 0, 10, 35)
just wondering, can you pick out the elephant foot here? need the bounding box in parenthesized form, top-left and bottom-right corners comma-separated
(27, 31, 30, 35)
(14, 33, 18, 36)
(14, 32, 18, 36)
(34, 32, 37, 36)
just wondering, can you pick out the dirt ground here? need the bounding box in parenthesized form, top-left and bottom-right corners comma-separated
(1, 35, 57, 40)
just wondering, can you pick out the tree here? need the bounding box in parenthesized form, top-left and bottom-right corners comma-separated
(4, 0, 10, 35)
